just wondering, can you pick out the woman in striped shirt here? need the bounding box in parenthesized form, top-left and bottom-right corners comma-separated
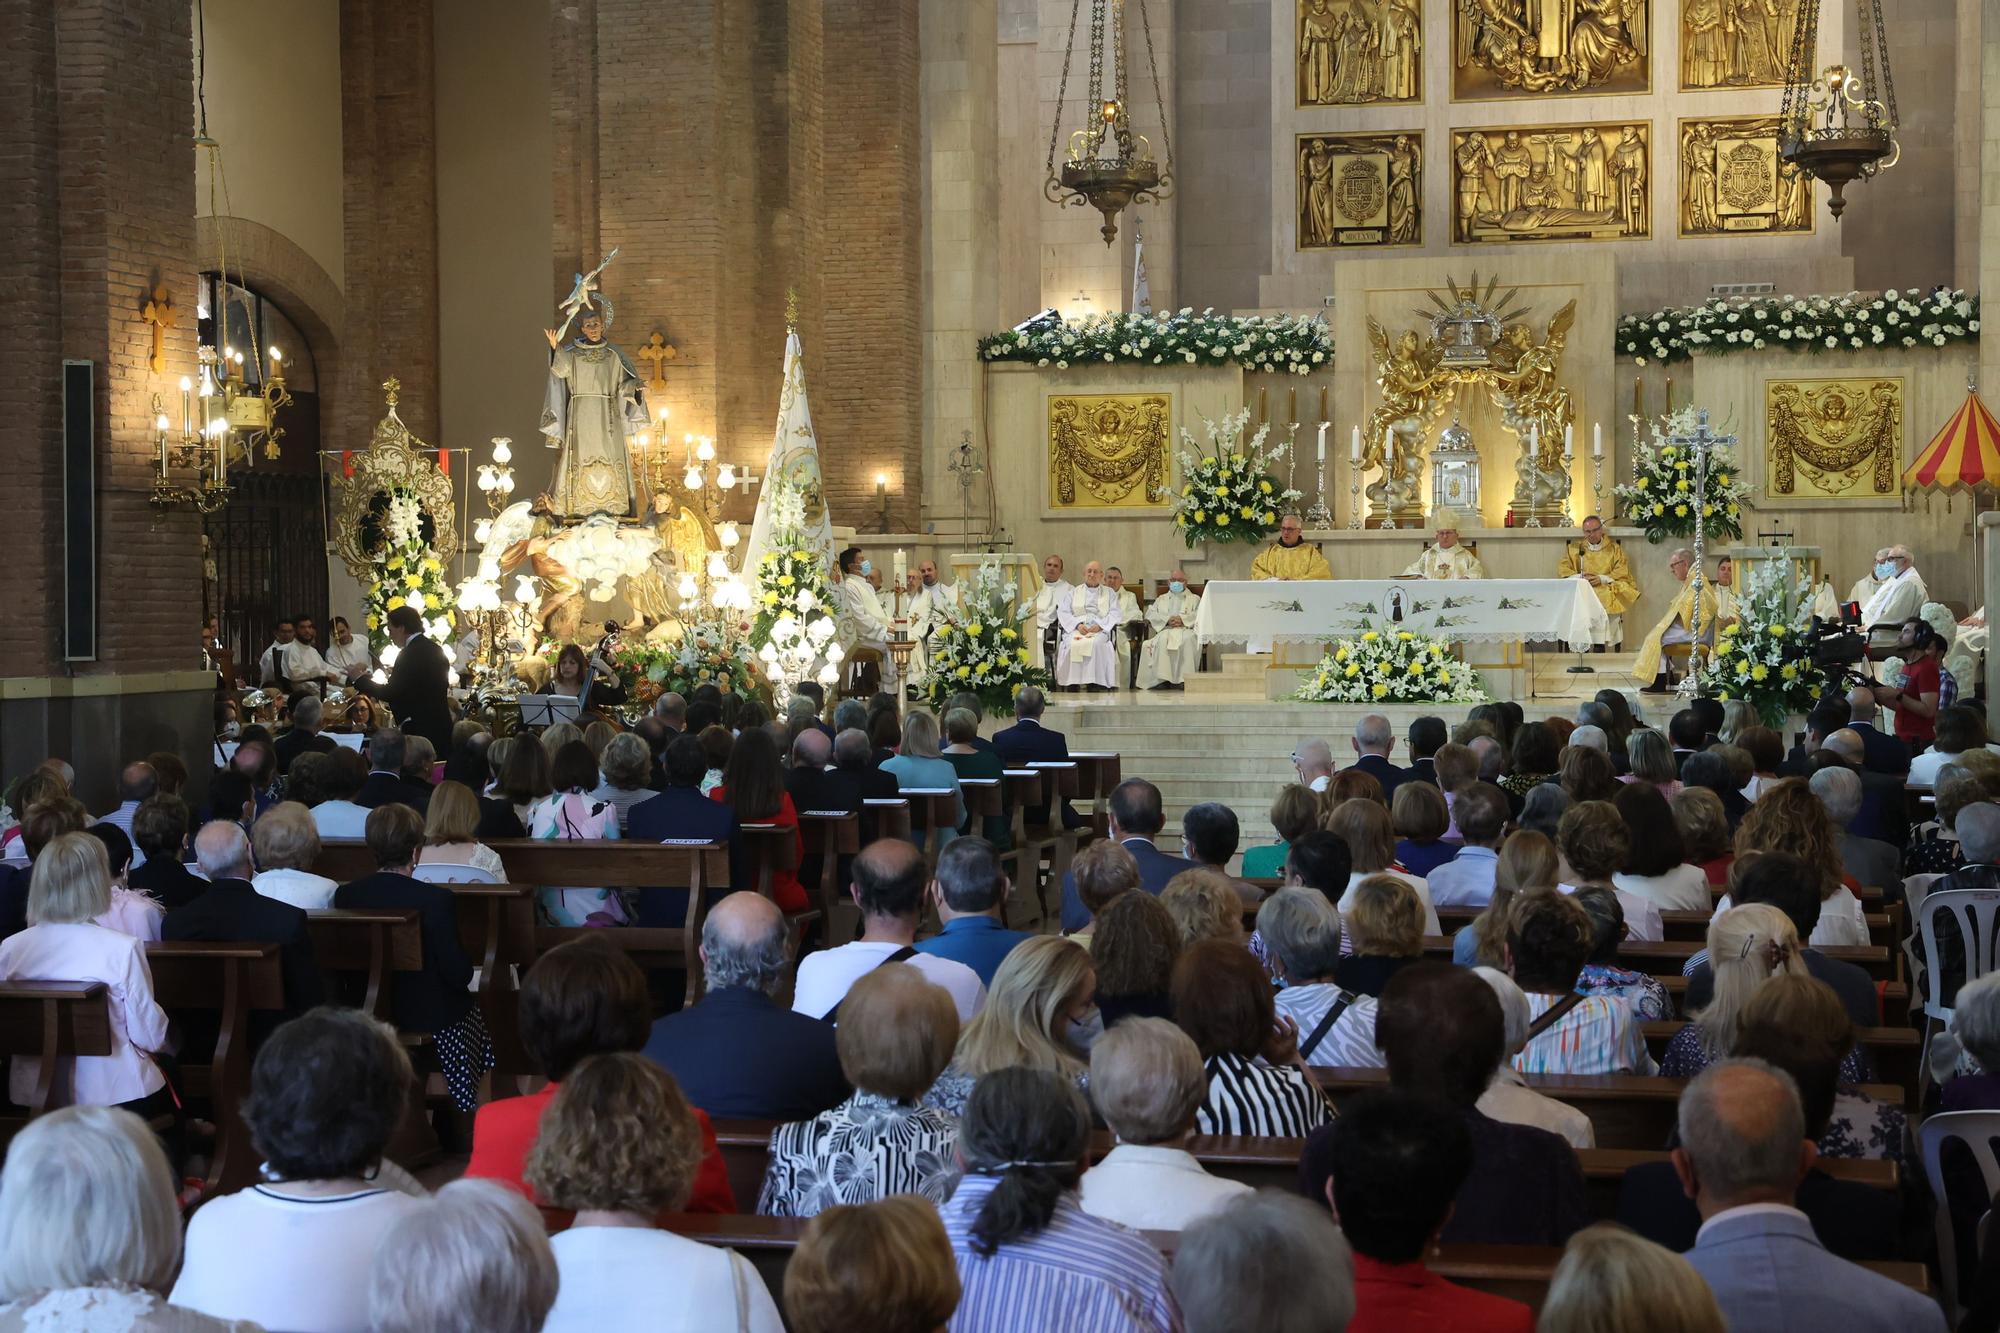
(1172, 939, 1334, 1138)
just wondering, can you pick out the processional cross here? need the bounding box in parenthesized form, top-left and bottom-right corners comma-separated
(1664, 408, 1738, 699)
(141, 284, 176, 375)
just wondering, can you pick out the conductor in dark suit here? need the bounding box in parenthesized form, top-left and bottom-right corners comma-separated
(355, 605, 453, 753)
(1058, 778, 1193, 932)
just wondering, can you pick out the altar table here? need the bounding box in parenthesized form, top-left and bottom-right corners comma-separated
(1193, 578, 1609, 653)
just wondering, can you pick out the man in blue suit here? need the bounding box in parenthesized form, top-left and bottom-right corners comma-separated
(990, 685, 1083, 829)
(1343, 713, 1410, 799)
(626, 733, 738, 927)
(1675, 1060, 1945, 1333)
(915, 836, 1032, 986)
(643, 891, 847, 1121)
(1058, 778, 1192, 932)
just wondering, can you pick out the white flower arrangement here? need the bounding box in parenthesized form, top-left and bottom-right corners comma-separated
(1610, 406, 1753, 544)
(979, 308, 1333, 374)
(1618, 288, 1980, 365)
(365, 486, 454, 651)
(922, 559, 1051, 710)
(1295, 626, 1486, 704)
(749, 479, 840, 689)
(1168, 410, 1301, 548)
(1712, 564, 1821, 725)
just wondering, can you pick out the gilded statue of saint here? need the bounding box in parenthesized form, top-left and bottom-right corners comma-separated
(1301, 0, 1422, 104)
(1455, 0, 1648, 97)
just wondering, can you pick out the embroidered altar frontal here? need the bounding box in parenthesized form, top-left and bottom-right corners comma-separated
(1194, 577, 1609, 652)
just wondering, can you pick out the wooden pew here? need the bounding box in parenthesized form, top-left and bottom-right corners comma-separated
(307, 909, 424, 1023)
(312, 838, 375, 883)
(1069, 751, 1122, 838)
(1640, 1019, 1921, 1099)
(144, 941, 287, 1195)
(441, 885, 538, 1084)
(859, 797, 913, 847)
(797, 809, 862, 935)
(0, 981, 110, 1118)
(1002, 770, 1050, 918)
(1023, 761, 1085, 902)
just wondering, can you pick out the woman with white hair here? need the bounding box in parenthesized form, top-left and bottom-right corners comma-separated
(0, 1106, 252, 1330)
(1943, 971, 2000, 1111)
(588, 731, 660, 832)
(250, 801, 337, 909)
(369, 1178, 558, 1333)
(1170, 1192, 1354, 1333)
(1470, 966, 1595, 1148)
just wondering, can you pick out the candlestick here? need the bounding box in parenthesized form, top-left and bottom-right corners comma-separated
(156, 408, 168, 475)
(1288, 387, 1297, 425)
(1665, 376, 1673, 412)
(1633, 375, 1642, 420)
(1343, 455, 1361, 531)
(1259, 387, 1268, 425)
(1316, 423, 1328, 463)
(1349, 425, 1362, 465)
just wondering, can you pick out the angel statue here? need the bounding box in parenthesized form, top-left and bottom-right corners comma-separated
(540, 250, 647, 523)
(1363, 321, 1445, 522)
(1490, 301, 1578, 519)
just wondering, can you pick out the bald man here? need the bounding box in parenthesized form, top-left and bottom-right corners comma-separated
(905, 559, 959, 690)
(1294, 738, 1335, 794)
(1056, 561, 1120, 692)
(1138, 568, 1203, 690)
(164, 820, 324, 1016)
(642, 892, 848, 1119)
(790, 839, 985, 1021)
(1021, 553, 1074, 673)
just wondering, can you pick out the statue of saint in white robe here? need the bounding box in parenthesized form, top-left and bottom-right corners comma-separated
(1057, 584, 1118, 688)
(1137, 587, 1203, 688)
(540, 337, 647, 521)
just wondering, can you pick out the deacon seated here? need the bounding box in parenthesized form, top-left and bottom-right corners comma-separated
(1635, 548, 1728, 693)
(1857, 544, 1926, 647)
(1056, 561, 1120, 693)
(904, 559, 958, 690)
(833, 546, 897, 691)
(1105, 567, 1143, 677)
(1137, 569, 1202, 690)
(1020, 553, 1074, 671)
(1250, 512, 1332, 581)
(1400, 521, 1485, 580)
(1558, 514, 1640, 646)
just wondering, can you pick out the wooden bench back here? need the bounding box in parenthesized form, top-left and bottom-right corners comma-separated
(0, 982, 111, 1117)
(144, 941, 286, 1194)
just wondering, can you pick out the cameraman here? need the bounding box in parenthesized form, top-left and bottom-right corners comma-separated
(1871, 623, 1948, 749)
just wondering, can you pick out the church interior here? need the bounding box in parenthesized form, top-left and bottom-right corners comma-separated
(2, 0, 1997, 1327)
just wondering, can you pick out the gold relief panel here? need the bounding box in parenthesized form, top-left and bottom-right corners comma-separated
(1452, 0, 1650, 100)
(1680, 0, 1795, 91)
(1764, 377, 1904, 504)
(1450, 122, 1649, 244)
(1046, 393, 1174, 515)
(1298, 0, 1424, 106)
(1678, 117, 1814, 237)
(1299, 133, 1423, 250)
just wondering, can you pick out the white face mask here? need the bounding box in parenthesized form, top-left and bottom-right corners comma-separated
(1065, 1005, 1106, 1053)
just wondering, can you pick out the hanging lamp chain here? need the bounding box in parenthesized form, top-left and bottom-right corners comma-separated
(1045, 0, 1085, 182)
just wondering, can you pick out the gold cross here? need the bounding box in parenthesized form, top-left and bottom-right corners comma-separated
(140, 283, 176, 375)
(383, 377, 401, 409)
(638, 331, 677, 396)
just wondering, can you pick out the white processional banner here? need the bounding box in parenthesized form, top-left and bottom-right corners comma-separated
(1193, 578, 1609, 653)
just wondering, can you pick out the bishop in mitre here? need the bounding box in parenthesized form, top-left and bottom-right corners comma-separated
(1250, 513, 1333, 581)
(833, 546, 897, 690)
(1401, 521, 1486, 579)
(540, 302, 645, 521)
(1635, 548, 1730, 690)
(1019, 554, 1075, 671)
(1056, 562, 1119, 692)
(905, 560, 959, 689)
(1138, 569, 1202, 690)
(1558, 514, 1640, 646)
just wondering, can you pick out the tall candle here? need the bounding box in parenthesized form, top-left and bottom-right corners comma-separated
(1633, 376, 1643, 419)
(1563, 423, 1574, 458)
(1592, 422, 1603, 458)
(1289, 387, 1297, 425)
(1349, 425, 1362, 465)
(893, 548, 907, 583)
(1319, 385, 1329, 422)
(1665, 376, 1674, 412)
(1316, 423, 1328, 463)
(157, 413, 168, 474)
(1259, 387, 1268, 425)
(179, 377, 192, 436)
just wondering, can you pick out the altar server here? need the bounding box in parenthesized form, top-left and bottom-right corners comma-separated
(1249, 513, 1333, 581)
(1137, 570, 1202, 690)
(834, 546, 897, 690)
(1557, 515, 1640, 646)
(1634, 548, 1726, 692)
(1857, 545, 1927, 646)
(1020, 554, 1074, 671)
(1401, 521, 1486, 579)
(905, 560, 958, 688)
(1056, 562, 1120, 692)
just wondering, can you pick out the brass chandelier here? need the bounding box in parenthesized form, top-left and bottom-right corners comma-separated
(1777, 0, 1899, 219)
(1044, 0, 1174, 246)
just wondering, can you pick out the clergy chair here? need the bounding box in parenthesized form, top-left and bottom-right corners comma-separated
(838, 648, 882, 700)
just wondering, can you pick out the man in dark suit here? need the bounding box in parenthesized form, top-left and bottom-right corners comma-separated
(1344, 713, 1410, 798)
(642, 891, 847, 1120)
(167, 821, 324, 1018)
(1780, 700, 1851, 777)
(1405, 716, 1446, 787)
(1059, 778, 1192, 931)
(128, 794, 207, 912)
(831, 728, 898, 801)
(1669, 708, 1706, 776)
(332, 804, 477, 1040)
(626, 733, 739, 928)
(274, 694, 337, 776)
(991, 685, 1082, 829)
(353, 727, 434, 812)
(1842, 682, 1912, 777)
(786, 729, 862, 895)
(354, 604, 453, 753)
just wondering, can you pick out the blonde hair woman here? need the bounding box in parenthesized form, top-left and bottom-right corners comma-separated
(879, 710, 965, 853)
(1336, 874, 1425, 997)
(1539, 1223, 1724, 1333)
(251, 801, 337, 909)
(422, 780, 506, 881)
(785, 1196, 959, 1333)
(923, 935, 1096, 1119)
(1459, 830, 1561, 968)
(1659, 904, 1813, 1078)
(1321, 798, 1440, 941)
(1724, 778, 1868, 947)
(1160, 868, 1245, 947)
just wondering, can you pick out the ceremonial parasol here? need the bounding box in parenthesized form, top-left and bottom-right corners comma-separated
(1905, 378, 2000, 503)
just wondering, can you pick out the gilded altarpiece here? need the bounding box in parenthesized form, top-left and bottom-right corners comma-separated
(1299, 134, 1423, 249)
(1451, 123, 1650, 244)
(1679, 117, 1814, 236)
(1680, 0, 1796, 90)
(1452, 0, 1650, 100)
(1298, 0, 1424, 105)
(1764, 377, 1904, 504)
(1046, 393, 1173, 516)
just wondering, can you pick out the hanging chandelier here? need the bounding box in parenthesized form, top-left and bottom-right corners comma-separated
(1777, 0, 1899, 219)
(1044, 0, 1174, 246)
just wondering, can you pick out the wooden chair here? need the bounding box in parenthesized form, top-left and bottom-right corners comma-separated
(0, 981, 110, 1119)
(1023, 761, 1086, 889)
(145, 941, 286, 1194)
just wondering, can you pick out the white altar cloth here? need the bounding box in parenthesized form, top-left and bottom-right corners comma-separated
(1194, 578, 1609, 653)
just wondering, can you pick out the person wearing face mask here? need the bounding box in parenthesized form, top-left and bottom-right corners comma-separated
(1021, 554, 1074, 672)
(1056, 562, 1120, 693)
(832, 547, 897, 692)
(903, 560, 958, 693)
(913, 836, 1032, 987)
(1856, 545, 1926, 649)
(1558, 515, 1640, 648)
(1138, 569, 1203, 690)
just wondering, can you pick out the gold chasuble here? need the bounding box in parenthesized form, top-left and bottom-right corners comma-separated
(1558, 538, 1640, 616)
(1633, 579, 1727, 682)
(1250, 539, 1333, 581)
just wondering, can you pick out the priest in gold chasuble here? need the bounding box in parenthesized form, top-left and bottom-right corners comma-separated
(540, 308, 646, 521)
(1250, 513, 1333, 581)
(1558, 515, 1640, 644)
(1634, 548, 1728, 688)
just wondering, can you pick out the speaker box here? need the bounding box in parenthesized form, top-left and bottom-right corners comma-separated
(62, 359, 96, 662)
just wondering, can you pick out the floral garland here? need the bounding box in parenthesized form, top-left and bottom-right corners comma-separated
(541, 625, 773, 712)
(978, 309, 1334, 375)
(1610, 407, 1753, 544)
(1618, 288, 1980, 366)
(921, 559, 1052, 712)
(1168, 410, 1300, 548)
(1295, 625, 1486, 704)
(366, 490, 455, 651)
(1712, 568, 1821, 726)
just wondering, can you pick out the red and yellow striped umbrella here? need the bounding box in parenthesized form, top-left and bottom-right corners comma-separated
(1905, 386, 2000, 494)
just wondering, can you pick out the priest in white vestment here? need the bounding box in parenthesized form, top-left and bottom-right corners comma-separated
(1105, 567, 1144, 681)
(1056, 562, 1119, 691)
(834, 547, 897, 689)
(905, 561, 958, 689)
(1020, 554, 1073, 672)
(1858, 545, 1927, 647)
(1137, 569, 1202, 690)
(1401, 524, 1486, 579)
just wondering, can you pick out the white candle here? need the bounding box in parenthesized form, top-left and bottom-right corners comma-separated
(1593, 422, 1603, 458)
(1563, 423, 1574, 457)
(1531, 424, 1539, 453)
(893, 548, 908, 583)
(1349, 425, 1362, 465)
(1316, 423, 1328, 463)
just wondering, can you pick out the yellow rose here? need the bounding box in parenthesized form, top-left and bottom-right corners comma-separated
(1637, 477, 1650, 491)
(424, 557, 442, 573)
(1727, 504, 1740, 516)
(1406, 660, 1425, 675)
(793, 549, 809, 560)
(1769, 624, 1787, 638)
(365, 613, 380, 630)
(1781, 663, 1798, 680)
(1675, 478, 1690, 492)
(1397, 631, 1414, 641)
(1240, 507, 1256, 520)
(967, 623, 984, 637)
(1361, 631, 1379, 642)
(1371, 682, 1389, 699)
(1750, 664, 1770, 683)
(1662, 446, 1677, 458)
(387, 596, 406, 610)
(1001, 627, 1018, 641)
(1334, 647, 1349, 661)
(405, 573, 424, 590)
(386, 556, 404, 571)
(1721, 622, 1739, 637)
(955, 666, 971, 679)
(1217, 514, 1230, 526)
(1344, 664, 1360, 678)
(1194, 510, 1207, 523)
(763, 591, 780, 606)
(1263, 512, 1276, 525)
(1717, 473, 1732, 487)
(1651, 503, 1665, 517)
(778, 575, 795, 588)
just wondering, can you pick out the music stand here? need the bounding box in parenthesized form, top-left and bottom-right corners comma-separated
(516, 694, 581, 731)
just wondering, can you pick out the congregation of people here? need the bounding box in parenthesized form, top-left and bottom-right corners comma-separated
(3, 644, 1999, 1330)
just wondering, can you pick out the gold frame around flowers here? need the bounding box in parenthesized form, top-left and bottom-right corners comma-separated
(333, 379, 460, 586)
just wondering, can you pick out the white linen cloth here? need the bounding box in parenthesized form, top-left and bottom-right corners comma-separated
(1194, 577, 1609, 652)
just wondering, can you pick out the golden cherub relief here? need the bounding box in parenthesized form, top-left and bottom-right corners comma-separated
(1299, 0, 1423, 105)
(1681, 0, 1797, 90)
(1298, 133, 1422, 249)
(1678, 117, 1814, 236)
(1453, 0, 1649, 99)
(1452, 123, 1649, 244)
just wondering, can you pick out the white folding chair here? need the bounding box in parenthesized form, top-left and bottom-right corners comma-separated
(1915, 889, 2000, 1095)
(411, 862, 502, 885)
(1918, 1109, 2000, 1320)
